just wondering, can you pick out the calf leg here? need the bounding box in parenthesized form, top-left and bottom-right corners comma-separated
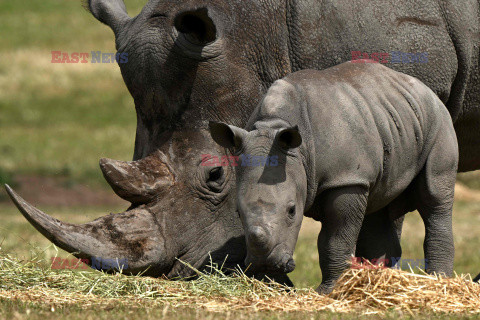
(316, 186, 368, 294)
(415, 136, 457, 276)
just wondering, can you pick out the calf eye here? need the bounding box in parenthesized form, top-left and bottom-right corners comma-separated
(288, 205, 296, 217)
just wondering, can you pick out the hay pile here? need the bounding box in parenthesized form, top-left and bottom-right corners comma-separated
(193, 266, 480, 314)
(1, 253, 480, 314)
(327, 266, 480, 314)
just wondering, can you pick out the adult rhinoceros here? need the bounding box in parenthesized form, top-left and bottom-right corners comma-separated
(6, 0, 480, 279)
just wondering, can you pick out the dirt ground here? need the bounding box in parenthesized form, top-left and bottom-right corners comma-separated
(0, 175, 127, 207)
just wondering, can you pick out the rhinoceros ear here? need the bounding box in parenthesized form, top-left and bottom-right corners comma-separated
(84, 0, 130, 33)
(209, 121, 246, 149)
(276, 126, 302, 149)
(174, 8, 217, 45)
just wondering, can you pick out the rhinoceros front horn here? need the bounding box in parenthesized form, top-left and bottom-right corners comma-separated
(5, 184, 168, 276)
(100, 150, 175, 204)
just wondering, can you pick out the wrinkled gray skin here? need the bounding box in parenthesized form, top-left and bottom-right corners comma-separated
(210, 62, 459, 293)
(5, 0, 479, 280)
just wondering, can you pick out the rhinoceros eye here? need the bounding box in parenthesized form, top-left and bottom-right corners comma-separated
(150, 12, 167, 20)
(206, 166, 225, 192)
(208, 166, 223, 182)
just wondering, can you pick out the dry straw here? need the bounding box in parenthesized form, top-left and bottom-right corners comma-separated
(1, 252, 479, 314)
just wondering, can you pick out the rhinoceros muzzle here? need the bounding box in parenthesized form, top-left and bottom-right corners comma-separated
(245, 245, 296, 274)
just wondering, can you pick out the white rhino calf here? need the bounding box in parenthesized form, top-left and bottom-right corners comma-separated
(209, 61, 458, 294)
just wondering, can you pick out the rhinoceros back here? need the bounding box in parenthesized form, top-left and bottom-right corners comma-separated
(260, 62, 454, 213)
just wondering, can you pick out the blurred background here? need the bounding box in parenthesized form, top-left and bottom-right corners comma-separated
(0, 0, 479, 288)
(0, 0, 149, 204)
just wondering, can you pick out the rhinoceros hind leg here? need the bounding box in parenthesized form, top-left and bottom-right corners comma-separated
(355, 208, 403, 267)
(415, 137, 457, 277)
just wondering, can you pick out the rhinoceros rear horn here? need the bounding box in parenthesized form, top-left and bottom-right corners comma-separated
(84, 0, 131, 34)
(4, 184, 166, 275)
(100, 150, 175, 204)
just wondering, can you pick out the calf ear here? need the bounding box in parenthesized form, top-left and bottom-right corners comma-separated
(209, 121, 246, 149)
(84, 0, 130, 33)
(276, 126, 302, 149)
(174, 8, 217, 45)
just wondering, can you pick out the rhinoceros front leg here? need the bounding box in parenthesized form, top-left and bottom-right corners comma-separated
(316, 186, 369, 294)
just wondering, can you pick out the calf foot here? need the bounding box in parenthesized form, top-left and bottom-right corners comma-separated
(315, 283, 334, 295)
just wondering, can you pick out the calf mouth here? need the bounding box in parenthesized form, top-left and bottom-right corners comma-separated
(245, 255, 296, 274)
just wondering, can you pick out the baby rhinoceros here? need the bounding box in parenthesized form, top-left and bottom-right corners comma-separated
(209, 61, 458, 294)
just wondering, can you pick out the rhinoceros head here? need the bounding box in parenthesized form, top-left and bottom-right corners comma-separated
(209, 121, 307, 274)
(6, 130, 247, 277)
(6, 0, 294, 281)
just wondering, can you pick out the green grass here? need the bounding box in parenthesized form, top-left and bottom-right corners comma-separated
(0, 303, 351, 320)
(0, 0, 147, 51)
